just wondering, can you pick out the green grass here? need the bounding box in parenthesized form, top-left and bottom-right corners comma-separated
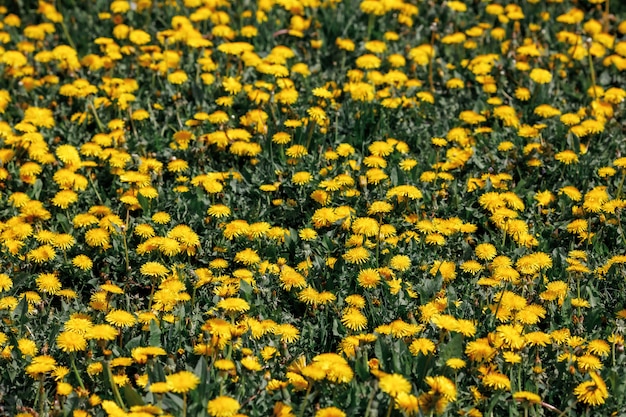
(0, 0, 626, 416)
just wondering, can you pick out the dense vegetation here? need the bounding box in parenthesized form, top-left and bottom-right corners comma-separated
(0, 0, 626, 416)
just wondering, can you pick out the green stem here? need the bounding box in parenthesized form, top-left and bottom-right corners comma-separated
(69, 352, 86, 390)
(363, 383, 378, 417)
(37, 374, 45, 417)
(298, 382, 313, 417)
(586, 42, 597, 101)
(366, 14, 375, 40)
(105, 361, 127, 411)
(88, 100, 106, 132)
(182, 392, 187, 417)
(616, 170, 625, 200)
(88, 170, 104, 204)
(385, 398, 394, 417)
(122, 229, 130, 273)
(305, 120, 316, 150)
(60, 18, 77, 51)
(148, 281, 156, 310)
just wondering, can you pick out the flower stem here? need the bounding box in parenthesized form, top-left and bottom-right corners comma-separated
(385, 398, 394, 417)
(298, 382, 313, 417)
(586, 41, 597, 101)
(88, 100, 106, 132)
(37, 374, 46, 417)
(69, 352, 86, 390)
(60, 18, 77, 51)
(105, 360, 127, 411)
(616, 170, 626, 200)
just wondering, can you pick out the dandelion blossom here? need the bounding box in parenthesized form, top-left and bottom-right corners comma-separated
(379, 373, 412, 398)
(56, 331, 87, 352)
(207, 395, 240, 417)
(341, 308, 367, 331)
(105, 310, 137, 328)
(166, 370, 200, 393)
(573, 372, 608, 406)
(529, 68, 552, 84)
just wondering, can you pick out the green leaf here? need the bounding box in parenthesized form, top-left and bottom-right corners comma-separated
(137, 192, 150, 214)
(240, 279, 253, 299)
(438, 333, 463, 363)
(149, 320, 162, 347)
(123, 384, 145, 407)
(31, 179, 43, 200)
(13, 297, 28, 338)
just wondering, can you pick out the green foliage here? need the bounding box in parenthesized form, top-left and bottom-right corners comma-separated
(0, 0, 625, 417)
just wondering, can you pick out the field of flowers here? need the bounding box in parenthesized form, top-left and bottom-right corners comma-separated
(1, 0, 626, 416)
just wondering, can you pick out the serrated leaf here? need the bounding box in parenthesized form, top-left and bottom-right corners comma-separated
(149, 319, 161, 347)
(439, 333, 463, 363)
(123, 384, 145, 407)
(137, 192, 150, 213)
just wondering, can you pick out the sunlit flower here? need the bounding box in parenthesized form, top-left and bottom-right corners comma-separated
(36, 273, 61, 294)
(56, 331, 87, 353)
(379, 373, 412, 398)
(574, 372, 608, 406)
(529, 68, 552, 84)
(341, 308, 367, 331)
(166, 370, 200, 393)
(106, 310, 137, 328)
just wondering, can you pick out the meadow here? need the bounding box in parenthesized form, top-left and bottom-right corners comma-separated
(0, 0, 626, 416)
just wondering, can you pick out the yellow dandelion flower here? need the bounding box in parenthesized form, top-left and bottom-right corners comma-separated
(166, 370, 200, 393)
(343, 247, 370, 265)
(379, 373, 412, 398)
(483, 372, 511, 391)
(341, 308, 367, 331)
(105, 310, 137, 328)
(36, 273, 61, 294)
(217, 297, 250, 313)
(56, 331, 87, 353)
(573, 372, 608, 406)
(529, 68, 552, 84)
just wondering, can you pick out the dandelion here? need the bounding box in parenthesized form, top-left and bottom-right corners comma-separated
(152, 211, 171, 224)
(475, 243, 497, 260)
(105, 310, 137, 328)
(217, 298, 250, 313)
(352, 217, 379, 236)
(529, 68, 552, 84)
(574, 372, 608, 406)
(379, 373, 412, 398)
(341, 308, 368, 331)
(409, 338, 436, 356)
(36, 273, 61, 294)
(555, 150, 579, 164)
(277, 324, 300, 343)
(85, 228, 110, 248)
(140, 262, 169, 277)
(17, 339, 37, 356)
(207, 204, 231, 218)
(446, 358, 466, 369)
(389, 255, 411, 271)
(357, 268, 381, 289)
(298, 228, 317, 241)
(26, 355, 57, 378)
(483, 372, 511, 391)
(513, 391, 541, 404)
(56, 331, 87, 352)
(343, 247, 370, 264)
(234, 248, 260, 265)
(315, 407, 346, 417)
(166, 370, 200, 393)
(286, 144, 308, 158)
